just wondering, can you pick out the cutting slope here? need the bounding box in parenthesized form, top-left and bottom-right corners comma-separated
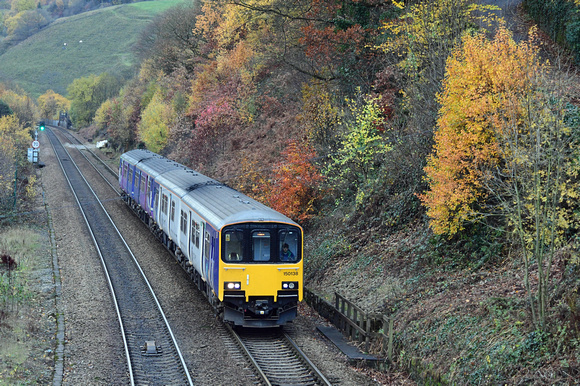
(0, 0, 184, 98)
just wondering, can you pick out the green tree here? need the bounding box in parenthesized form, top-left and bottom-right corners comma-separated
(11, 0, 36, 12)
(325, 91, 389, 206)
(68, 73, 121, 128)
(0, 100, 13, 117)
(94, 97, 134, 151)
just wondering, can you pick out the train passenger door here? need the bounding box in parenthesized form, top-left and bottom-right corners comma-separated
(168, 196, 175, 238)
(128, 166, 134, 196)
(178, 208, 188, 254)
(202, 224, 210, 282)
(160, 190, 169, 231)
(152, 183, 159, 220)
(189, 216, 201, 271)
(118, 160, 124, 188)
(145, 176, 151, 213)
(135, 170, 141, 201)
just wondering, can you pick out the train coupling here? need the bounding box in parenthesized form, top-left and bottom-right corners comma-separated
(250, 299, 272, 316)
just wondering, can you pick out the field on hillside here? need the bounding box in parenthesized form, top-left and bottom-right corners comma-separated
(0, 0, 185, 98)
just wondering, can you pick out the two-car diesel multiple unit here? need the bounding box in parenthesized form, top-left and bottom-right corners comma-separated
(119, 149, 303, 327)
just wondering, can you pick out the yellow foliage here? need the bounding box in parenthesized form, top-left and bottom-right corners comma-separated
(37, 90, 70, 120)
(377, 0, 500, 76)
(421, 27, 542, 236)
(299, 80, 340, 146)
(0, 114, 29, 159)
(138, 91, 175, 153)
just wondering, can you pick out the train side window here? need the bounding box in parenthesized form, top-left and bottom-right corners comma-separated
(161, 194, 168, 214)
(170, 201, 175, 221)
(252, 231, 270, 262)
(180, 210, 187, 234)
(223, 230, 244, 262)
(279, 229, 299, 262)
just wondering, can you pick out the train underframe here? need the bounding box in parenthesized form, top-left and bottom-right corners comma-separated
(122, 193, 297, 327)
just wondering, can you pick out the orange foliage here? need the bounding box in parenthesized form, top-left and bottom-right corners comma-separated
(230, 155, 272, 204)
(300, 24, 365, 66)
(267, 140, 324, 222)
(420, 27, 540, 236)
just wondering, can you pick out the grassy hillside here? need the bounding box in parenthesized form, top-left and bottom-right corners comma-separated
(0, 0, 185, 99)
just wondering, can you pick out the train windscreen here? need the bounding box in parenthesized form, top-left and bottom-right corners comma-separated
(222, 223, 301, 263)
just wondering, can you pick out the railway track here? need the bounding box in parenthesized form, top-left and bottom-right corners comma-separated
(51, 126, 119, 190)
(48, 125, 336, 385)
(228, 325, 332, 386)
(46, 127, 193, 385)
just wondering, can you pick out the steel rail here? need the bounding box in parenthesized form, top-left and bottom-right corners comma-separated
(46, 127, 194, 385)
(225, 324, 272, 386)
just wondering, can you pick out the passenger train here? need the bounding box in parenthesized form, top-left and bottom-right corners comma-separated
(118, 149, 303, 327)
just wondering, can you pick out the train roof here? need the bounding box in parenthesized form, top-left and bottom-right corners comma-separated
(120, 149, 299, 230)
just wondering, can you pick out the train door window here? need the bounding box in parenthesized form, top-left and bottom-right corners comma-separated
(128, 168, 133, 191)
(154, 188, 158, 211)
(180, 210, 187, 234)
(223, 229, 244, 262)
(204, 231, 210, 259)
(278, 229, 299, 262)
(162, 194, 168, 214)
(252, 231, 271, 262)
(170, 201, 176, 222)
(191, 221, 200, 248)
(140, 174, 146, 193)
(135, 171, 141, 195)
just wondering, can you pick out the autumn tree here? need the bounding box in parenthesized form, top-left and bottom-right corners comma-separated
(0, 88, 35, 128)
(422, 27, 580, 329)
(134, 3, 205, 75)
(0, 113, 31, 213)
(268, 139, 324, 222)
(94, 97, 135, 151)
(380, 0, 500, 124)
(138, 91, 175, 153)
(37, 90, 70, 120)
(68, 73, 121, 128)
(422, 28, 537, 235)
(299, 79, 340, 153)
(325, 92, 389, 206)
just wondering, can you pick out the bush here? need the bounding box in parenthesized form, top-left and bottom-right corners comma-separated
(523, 0, 580, 62)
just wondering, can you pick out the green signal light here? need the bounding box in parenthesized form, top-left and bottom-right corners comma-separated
(39, 125, 45, 131)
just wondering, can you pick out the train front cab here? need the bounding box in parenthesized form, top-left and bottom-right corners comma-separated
(218, 222, 303, 327)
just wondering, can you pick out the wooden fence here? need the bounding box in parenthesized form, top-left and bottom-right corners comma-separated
(304, 288, 394, 360)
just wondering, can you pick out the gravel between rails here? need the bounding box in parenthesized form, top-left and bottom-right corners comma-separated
(38, 129, 383, 385)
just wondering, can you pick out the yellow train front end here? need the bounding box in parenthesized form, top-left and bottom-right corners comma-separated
(217, 222, 303, 327)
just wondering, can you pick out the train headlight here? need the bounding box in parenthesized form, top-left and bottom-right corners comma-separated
(282, 281, 298, 290)
(224, 282, 241, 290)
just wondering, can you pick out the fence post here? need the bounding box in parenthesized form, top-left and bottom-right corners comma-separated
(383, 315, 394, 362)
